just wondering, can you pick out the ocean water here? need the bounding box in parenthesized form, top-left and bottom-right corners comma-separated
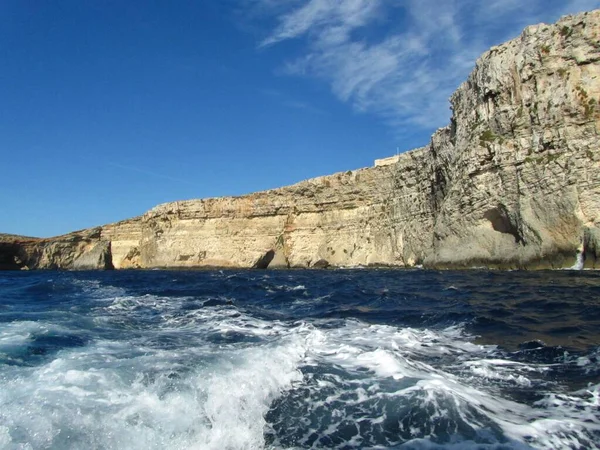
(0, 269, 599, 450)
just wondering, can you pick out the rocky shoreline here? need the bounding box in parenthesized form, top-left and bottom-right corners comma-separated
(2, 10, 599, 271)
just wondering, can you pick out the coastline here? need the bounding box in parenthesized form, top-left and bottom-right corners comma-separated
(2, 10, 599, 272)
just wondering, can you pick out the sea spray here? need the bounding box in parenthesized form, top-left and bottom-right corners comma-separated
(0, 269, 599, 449)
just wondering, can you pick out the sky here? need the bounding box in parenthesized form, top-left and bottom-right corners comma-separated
(1, 0, 599, 237)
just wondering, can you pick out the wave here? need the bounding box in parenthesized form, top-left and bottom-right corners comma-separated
(0, 271, 599, 449)
(1, 299, 598, 449)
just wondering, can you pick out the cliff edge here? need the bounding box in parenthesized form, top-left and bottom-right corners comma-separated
(3, 10, 599, 270)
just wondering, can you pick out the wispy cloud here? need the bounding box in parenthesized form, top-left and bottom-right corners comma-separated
(260, 0, 382, 47)
(249, 0, 600, 135)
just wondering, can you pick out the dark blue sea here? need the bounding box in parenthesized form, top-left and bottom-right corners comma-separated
(0, 269, 599, 449)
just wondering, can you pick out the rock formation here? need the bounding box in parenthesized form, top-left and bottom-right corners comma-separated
(2, 10, 599, 270)
(0, 229, 113, 271)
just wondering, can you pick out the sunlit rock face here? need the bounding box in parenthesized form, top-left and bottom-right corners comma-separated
(4, 10, 599, 270)
(424, 10, 600, 269)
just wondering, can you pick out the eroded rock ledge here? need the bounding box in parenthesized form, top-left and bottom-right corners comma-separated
(3, 10, 599, 270)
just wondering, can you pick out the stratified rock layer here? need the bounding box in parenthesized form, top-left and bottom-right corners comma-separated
(3, 10, 599, 270)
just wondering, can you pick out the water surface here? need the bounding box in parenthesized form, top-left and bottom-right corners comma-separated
(0, 269, 599, 449)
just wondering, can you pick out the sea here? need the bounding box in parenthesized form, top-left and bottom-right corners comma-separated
(0, 269, 599, 450)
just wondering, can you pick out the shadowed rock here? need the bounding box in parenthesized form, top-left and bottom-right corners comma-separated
(253, 250, 275, 269)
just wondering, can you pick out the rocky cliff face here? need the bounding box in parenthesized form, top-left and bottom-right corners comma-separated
(3, 10, 599, 270)
(0, 229, 114, 271)
(426, 10, 600, 268)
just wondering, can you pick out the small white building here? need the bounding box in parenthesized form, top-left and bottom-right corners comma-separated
(374, 155, 401, 167)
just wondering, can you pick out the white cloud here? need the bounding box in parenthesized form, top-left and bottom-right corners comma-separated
(261, 0, 382, 46)
(253, 0, 600, 136)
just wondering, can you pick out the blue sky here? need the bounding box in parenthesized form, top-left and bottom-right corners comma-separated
(1, 0, 598, 237)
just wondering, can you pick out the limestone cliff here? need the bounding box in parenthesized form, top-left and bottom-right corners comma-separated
(0, 229, 113, 270)
(3, 10, 599, 270)
(425, 11, 600, 268)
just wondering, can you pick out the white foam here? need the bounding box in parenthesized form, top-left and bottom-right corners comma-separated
(2, 292, 599, 449)
(280, 321, 600, 449)
(272, 284, 306, 292)
(569, 251, 585, 270)
(0, 321, 40, 351)
(464, 359, 550, 387)
(69, 278, 127, 300)
(0, 328, 309, 449)
(0, 321, 73, 362)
